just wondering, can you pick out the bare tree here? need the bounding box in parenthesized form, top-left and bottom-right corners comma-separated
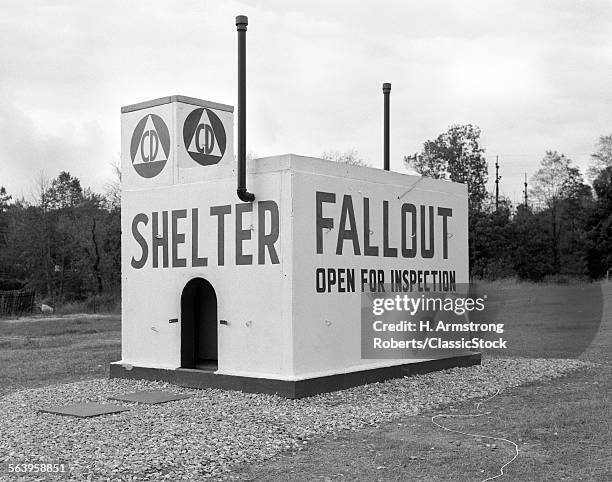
(588, 133, 612, 181)
(104, 161, 122, 210)
(31, 171, 50, 210)
(321, 149, 369, 167)
(30, 171, 52, 298)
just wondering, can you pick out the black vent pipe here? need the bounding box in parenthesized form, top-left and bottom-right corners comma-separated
(383, 82, 391, 171)
(236, 15, 255, 202)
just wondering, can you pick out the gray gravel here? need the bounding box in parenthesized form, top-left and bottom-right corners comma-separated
(0, 357, 591, 480)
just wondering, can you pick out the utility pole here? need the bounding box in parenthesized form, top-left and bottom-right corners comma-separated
(523, 172, 528, 207)
(495, 156, 500, 210)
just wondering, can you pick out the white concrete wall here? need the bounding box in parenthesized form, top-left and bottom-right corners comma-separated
(286, 155, 470, 379)
(120, 172, 294, 376)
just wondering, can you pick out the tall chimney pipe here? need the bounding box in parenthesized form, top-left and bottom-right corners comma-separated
(236, 15, 255, 202)
(383, 82, 391, 171)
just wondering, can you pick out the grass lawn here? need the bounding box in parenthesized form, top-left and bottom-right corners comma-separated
(0, 314, 120, 398)
(235, 363, 610, 481)
(234, 282, 612, 481)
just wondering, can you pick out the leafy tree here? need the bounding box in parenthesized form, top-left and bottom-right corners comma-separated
(0, 187, 12, 250)
(46, 171, 83, 210)
(587, 134, 612, 180)
(531, 151, 580, 205)
(404, 124, 488, 212)
(530, 151, 592, 273)
(592, 166, 612, 206)
(558, 180, 593, 274)
(100, 204, 121, 293)
(3, 203, 50, 293)
(321, 149, 369, 167)
(586, 166, 612, 278)
(0, 187, 11, 212)
(405, 125, 489, 279)
(469, 197, 517, 279)
(513, 206, 555, 281)
(41, 172, 85, 300)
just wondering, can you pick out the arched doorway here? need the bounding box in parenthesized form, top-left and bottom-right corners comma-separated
(180, 278, 218, 369)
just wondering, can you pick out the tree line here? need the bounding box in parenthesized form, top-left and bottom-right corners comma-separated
(0, 128, 611, 309)
(0, 171, 121, 309)
(404, 127, 612, 281)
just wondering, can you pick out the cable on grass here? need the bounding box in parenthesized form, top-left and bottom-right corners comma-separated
(430, 389, 519, 482)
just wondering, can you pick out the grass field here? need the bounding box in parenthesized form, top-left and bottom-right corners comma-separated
(0, 283, 610, 480)
(236, 281, 612, 481)
(0, 314, 120, 398)
(237, 363, 610, 481)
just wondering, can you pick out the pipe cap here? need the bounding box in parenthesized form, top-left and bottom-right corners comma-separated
(382, 82, 391, 93)
(236, 15, 248, 27)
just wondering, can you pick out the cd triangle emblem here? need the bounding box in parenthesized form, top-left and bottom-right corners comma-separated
(183, 108, 227, 166)
(130, 114, 170, 178)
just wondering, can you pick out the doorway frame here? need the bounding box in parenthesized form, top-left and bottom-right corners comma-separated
(180, 277, 218, 369)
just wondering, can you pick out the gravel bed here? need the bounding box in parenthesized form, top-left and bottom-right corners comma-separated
(0, 357, 591, 480)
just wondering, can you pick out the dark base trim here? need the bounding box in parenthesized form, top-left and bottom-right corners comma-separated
(109, 353, 481, 399)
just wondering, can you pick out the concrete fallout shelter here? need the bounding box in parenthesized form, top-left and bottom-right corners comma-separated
(109, 93, 480, 398)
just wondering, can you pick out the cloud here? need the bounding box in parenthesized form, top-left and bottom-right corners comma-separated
(0, 92, 115, 200)
(0, 0, 611, 203)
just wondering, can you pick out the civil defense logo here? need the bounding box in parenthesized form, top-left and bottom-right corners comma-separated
(130, 114, 171, 178)
(183, 108, 227, 166)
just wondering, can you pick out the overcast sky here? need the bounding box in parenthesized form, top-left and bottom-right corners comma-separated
(1, 0, 611, 203)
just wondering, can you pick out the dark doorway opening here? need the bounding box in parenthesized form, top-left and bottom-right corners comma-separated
(180, 278, 218, 370)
